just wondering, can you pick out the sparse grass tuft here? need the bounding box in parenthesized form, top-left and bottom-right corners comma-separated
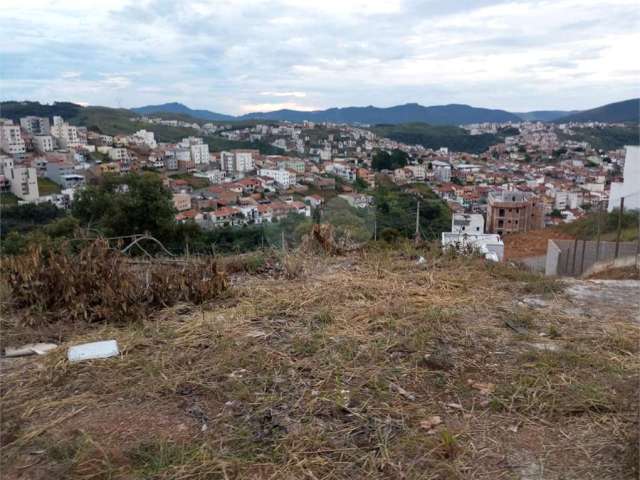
(488, 261, 565, 295)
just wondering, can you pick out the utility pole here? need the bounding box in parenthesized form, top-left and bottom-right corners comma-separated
(414, 201, 421, 246)
(595, 200, 602, 262)
(373, 214, 377, 241)
(614, 197, 624, 259)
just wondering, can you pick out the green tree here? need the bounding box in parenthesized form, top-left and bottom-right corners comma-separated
(72, 173, 176, 240)
(372, 150, 392, 171)
(353, 176, 369, 192)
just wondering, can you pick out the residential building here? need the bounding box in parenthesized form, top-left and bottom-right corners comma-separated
(190, 143, 210, 165)
(258, 168, 294, 188)
(441, 213, 504, 261)
(338, 193, 373, 208)
(20, 116, 51, 135)
(431, 160, 452, 182)
(608, 145, 640, 212)
(0, 120, 26, 155)
(173, 193, 192, 211)
(33, 135, 54, 152)
(486, 190, 544, 235)
(0, 156, 39, 201)
(131, 130, 157, 149)
(46, 162, 85, 189)
(50, 117, 79, 148)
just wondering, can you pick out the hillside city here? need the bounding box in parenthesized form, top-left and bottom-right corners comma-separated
(1, 108, 637, 254)
(2, 0, 640, 477)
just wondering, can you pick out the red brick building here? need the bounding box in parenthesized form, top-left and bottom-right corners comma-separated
(486, 190, 544, 235)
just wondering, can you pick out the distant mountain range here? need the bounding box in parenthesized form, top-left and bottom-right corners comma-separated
(131, 99, 639, 125)
(513, 110, 579, 122)
(553, 98, 639, 123)
(131, 102, 236, 121)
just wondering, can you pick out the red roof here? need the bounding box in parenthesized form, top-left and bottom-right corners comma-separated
(213, 206, 239, 217)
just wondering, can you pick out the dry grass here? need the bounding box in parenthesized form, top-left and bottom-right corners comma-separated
(3, 240, 228, 325)
(1, 248, 638, 479)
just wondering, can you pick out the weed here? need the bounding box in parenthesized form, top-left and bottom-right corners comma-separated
(4, 240, 228, 325)
(438, 429, 459, 459)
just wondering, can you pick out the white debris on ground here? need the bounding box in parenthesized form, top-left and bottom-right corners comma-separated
(67, 340, 119, 363)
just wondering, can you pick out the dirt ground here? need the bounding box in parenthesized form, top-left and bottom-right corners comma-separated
(1, 250, 638, 479)
(503, 228, 574, 260)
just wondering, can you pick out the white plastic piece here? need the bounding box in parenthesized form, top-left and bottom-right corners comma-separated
(484, 251, 500, 262)
(4, 343, 58, 357)
(67, 340, 119, 363)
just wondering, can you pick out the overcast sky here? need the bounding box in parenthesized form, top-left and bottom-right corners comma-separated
(1, 0, 638, 114)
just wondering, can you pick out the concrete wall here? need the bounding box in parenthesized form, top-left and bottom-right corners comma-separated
(582, 255, 639, 278)
(545, 240, 562, 276)
(546, 239, 639, 277)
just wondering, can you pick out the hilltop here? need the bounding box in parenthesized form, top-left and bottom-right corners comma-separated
(132, 102, 523, 125)
(1, 247, 638, 479)
(555, 98, 639, 124)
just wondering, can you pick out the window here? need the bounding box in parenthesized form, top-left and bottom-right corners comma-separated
(461, 226, 465, 231)
(499, 208, 505, 216)
(498, 220, 504, 227)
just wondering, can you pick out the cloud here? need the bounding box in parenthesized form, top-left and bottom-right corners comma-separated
(239, 102, 317, 113)
(1, 0, 638, 113)
(260, 91, 307, 98)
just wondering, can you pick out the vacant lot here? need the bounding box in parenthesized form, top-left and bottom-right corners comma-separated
(1, 249, 638, 479)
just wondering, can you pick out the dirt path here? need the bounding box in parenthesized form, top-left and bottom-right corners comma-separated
(564, 279, 640, 323)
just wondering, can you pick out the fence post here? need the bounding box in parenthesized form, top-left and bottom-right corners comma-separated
(595, 201, 602, 262)
(579, 239, 587, 276)
(614, 197, 624, 259)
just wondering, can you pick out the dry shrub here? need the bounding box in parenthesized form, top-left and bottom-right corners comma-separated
(5, 240, 228, 325)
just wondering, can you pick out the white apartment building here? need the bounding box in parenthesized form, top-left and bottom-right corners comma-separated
(608, 145, 640, 212)
(0, 156, 39, 201)
(431, 160, 452, 182)
(325, 163, 356, 182)
(0, 120, 27, 155)
(221, 150, 255, 173)
(258, 168, 294, 187)
(50, 118, 79, 148)
(131, 129, 157, 149)
(108, 148, 130, 162)
(33, 135, 54, 152)
(190, 143, 210, 165)
(554, 191, 580, 210)
(20, 116, 51, 135)
(234, 150, 255, 172)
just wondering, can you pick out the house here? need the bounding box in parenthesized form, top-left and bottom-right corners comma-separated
(173, 193, 192, 212)
(486, 190, 544, 235)
(211, 206, 242, 227)
(258, 168, 295, 188)
(338, 193, 373, 209)
(304, 194, 324, 208)
(441, 213, 504, 261)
